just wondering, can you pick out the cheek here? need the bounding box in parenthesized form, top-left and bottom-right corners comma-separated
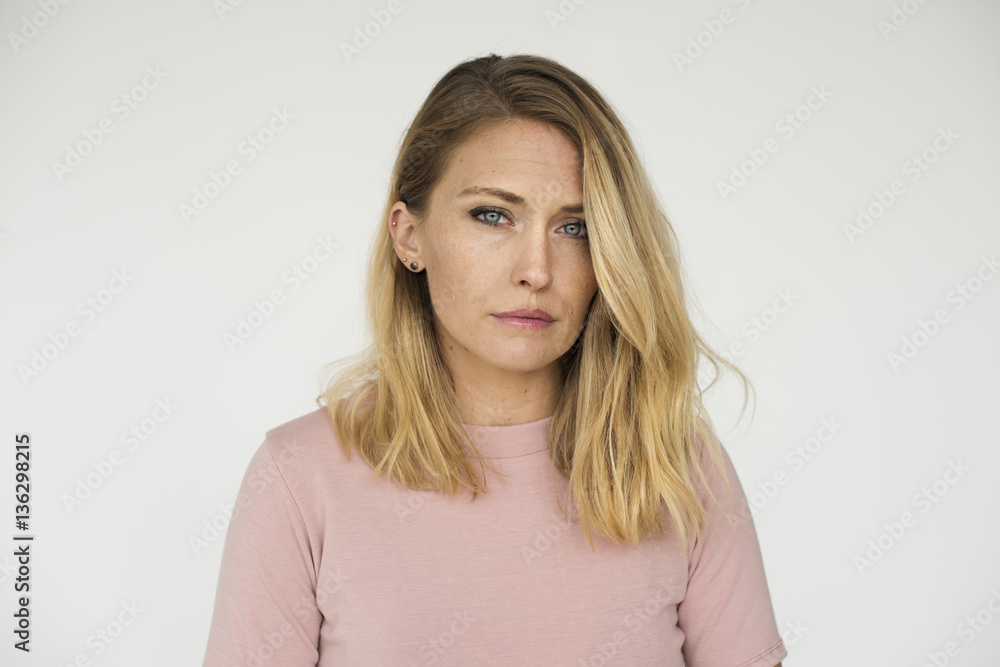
(426, 248, 484, 324)
(566, 286, 597, 334)
(567, 262, 598, 310)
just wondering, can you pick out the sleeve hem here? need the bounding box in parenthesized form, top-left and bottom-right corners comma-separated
(732, 639, 788, 667)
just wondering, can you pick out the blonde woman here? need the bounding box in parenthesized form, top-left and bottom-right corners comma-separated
(203, 53, 787, 667)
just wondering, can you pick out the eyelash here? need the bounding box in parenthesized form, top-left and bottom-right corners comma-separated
(469, 206, 589, 241)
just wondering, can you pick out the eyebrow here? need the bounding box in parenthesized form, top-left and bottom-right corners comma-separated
(457, 186, 584, 215)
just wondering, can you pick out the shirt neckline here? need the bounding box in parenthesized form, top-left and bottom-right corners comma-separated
(460, 414, 553, 459)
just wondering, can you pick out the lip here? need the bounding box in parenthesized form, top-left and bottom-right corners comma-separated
(491, 307, 554, 330)
(493, 307, 554, 322)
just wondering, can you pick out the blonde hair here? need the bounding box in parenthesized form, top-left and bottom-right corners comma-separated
(315, 53, 755, 552)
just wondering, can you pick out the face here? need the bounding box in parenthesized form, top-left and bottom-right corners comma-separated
(389, 118, 598, 383)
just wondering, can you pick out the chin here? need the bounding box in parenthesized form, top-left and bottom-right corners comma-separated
(482, 347, 558, 371)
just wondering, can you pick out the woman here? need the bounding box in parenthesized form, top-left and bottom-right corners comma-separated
(203, 53, 787, 666)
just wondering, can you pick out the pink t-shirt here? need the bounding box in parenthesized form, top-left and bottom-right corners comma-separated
(202, 407, 787, 666)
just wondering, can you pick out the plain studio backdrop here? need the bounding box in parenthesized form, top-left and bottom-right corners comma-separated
(2, 0, 999, 664)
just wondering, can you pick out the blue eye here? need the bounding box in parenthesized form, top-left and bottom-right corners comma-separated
(468, 206, 588, 241)
(472, 207, 506, 226)
(562, 222, 588, 240)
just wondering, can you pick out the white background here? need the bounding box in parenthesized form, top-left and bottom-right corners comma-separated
(2, 0, 999, 665)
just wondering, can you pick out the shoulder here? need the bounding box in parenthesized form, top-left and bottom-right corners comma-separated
(237, 407, 351, 527)
(250, 407, 350, 492)
(689, 420, 738, 493)
(682, 420, 749, 535)
(262, 406, 339, 461)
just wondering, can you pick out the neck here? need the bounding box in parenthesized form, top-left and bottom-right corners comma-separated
(451, 365, 561, 426)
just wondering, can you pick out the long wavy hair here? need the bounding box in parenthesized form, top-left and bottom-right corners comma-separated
(315, 53, 755, 552)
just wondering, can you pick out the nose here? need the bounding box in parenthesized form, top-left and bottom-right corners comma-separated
(511, 223, 552, 288)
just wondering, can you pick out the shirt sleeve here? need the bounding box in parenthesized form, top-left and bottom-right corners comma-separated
(202, 436, 323, 666)
(677, 431, 788, 667)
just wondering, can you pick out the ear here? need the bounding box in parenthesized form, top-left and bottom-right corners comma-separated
(389, 201, 424, 272)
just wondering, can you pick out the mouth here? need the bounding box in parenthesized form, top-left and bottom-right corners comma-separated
(493, 308, 554, 322)
(491, 308, 554, 329)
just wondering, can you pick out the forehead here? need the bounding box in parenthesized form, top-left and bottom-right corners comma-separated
(440, 120, 582, 191)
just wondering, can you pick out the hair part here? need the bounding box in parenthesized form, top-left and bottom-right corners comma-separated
(316, 53, 755, 552)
